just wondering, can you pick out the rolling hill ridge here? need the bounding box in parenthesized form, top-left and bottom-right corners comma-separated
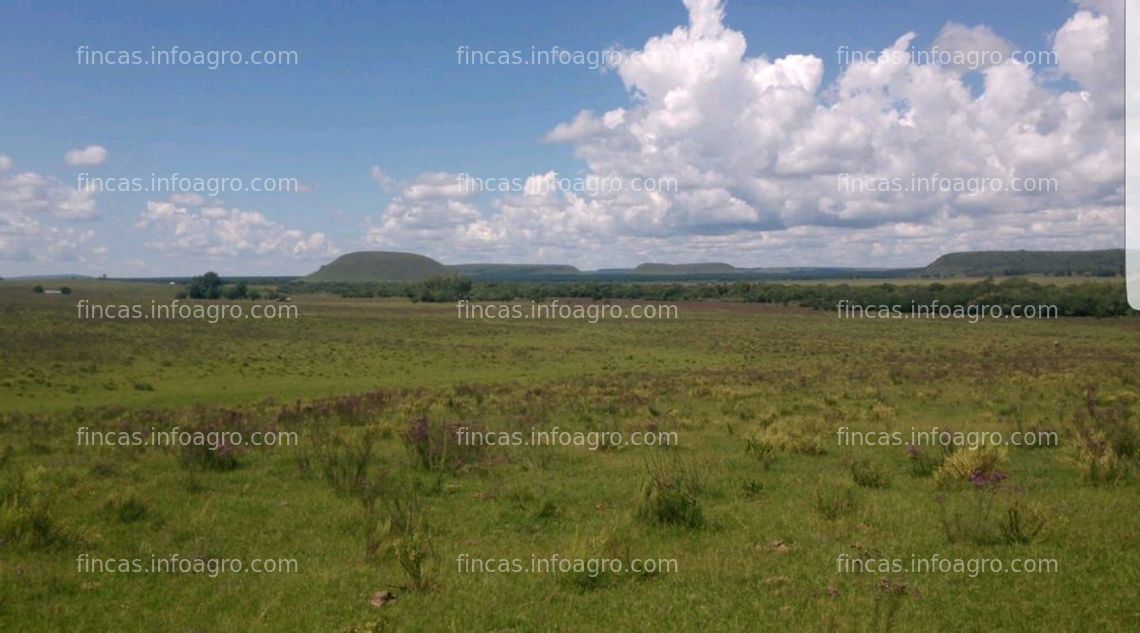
(302, 249, 1125, 282)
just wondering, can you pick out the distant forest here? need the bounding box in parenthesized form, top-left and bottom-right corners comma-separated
(282, 276, 1136, 317)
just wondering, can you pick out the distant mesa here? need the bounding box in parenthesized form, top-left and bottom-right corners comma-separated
(301, 248, 1125, 283)
(923, 249, 1123, 277)
(306, 252, 585, 282)
(633, 262, 738, 275)
(306, 251, 449, 282)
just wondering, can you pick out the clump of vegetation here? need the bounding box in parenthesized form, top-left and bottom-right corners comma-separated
(744, 434, 777, 469)
(1073, 432, 1127, 484)
(0, 467, 85, 550)
(740, 478, 764, 498)
(400, 417, 482, 473)
(1068, 387, 1137, 485)
(561, 526, 644, 592)
(871, 578, 914, 633)
(848, 457, 892, 489)
(933, 445, 1008, 489)
(754, 416, 828, 456)
(999, 495, 1050, 545)
(104, 489, 148, 524)
(366, 486, 435, 592)
(938, 490, 1049, 546)
(187, 271, 223, 299)
(501, 484, 560, 528)
(815, 485, 859, 519)
(905, 437, 956, 477)
(176, 429, 241, 472)
(636, 454, 703, 528)
(308, 427, 383, 505)
(409, 275, 473, 303)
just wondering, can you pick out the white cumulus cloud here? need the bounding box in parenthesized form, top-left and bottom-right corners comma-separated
(138, 197, 338, 260)
(64, 145, 108, 166)
(370, 0, 1123, 267)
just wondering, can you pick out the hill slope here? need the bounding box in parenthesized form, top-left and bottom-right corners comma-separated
(306, 252, 449, 282)
(924, 249, 1124, 277)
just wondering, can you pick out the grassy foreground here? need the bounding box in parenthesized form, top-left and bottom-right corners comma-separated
(1, 281, 1138, 631)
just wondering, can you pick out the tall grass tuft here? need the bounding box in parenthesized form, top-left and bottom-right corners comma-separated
(636, 454, 703, 528)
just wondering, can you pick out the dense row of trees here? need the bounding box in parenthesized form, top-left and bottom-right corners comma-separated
(181, 272, 286, 301)
(282, 275, 473, 302)
(284, 275, 1136, 317)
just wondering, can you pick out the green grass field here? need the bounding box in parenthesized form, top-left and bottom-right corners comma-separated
(2, 281, 1138, 631)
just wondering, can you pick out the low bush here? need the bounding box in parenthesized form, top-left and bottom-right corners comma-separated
(636, 454, 703, 528)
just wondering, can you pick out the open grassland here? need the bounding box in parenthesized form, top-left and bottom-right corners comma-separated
(1, 281, 1139, 631)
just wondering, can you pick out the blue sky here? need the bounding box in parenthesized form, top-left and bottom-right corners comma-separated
(0, 0, 1123, 275)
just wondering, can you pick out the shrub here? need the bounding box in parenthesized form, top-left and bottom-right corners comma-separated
(905, 440, 954, 477)
(933, 445, 1008, 489)
(938, 489, 1049, 546)
(1073, 431, 1127, 485)
(1068, 388, 1136, 484)
(636, 454, 703, 528)
(744, 434, 777, 469)
(1071, 386, 1139, 459)
(848, 457, 892, 489)
(999, 496, 1049, 545)
(177, 429, 241, 472)
(400, 417, 481, 473)
(366, 487, 435, 592)
(755, 416, 828, 456)
(312, 428, 381, 502)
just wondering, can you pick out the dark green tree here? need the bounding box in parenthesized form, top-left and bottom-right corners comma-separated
(188, 272, 223, 299)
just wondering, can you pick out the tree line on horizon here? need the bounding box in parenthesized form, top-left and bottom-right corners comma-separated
(282, 275, 1136, 317)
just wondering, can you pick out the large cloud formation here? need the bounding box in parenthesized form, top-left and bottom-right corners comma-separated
(139, 195, 337, 261)
(371, 0, 1123, 267)
(0, 155, 101, 264)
